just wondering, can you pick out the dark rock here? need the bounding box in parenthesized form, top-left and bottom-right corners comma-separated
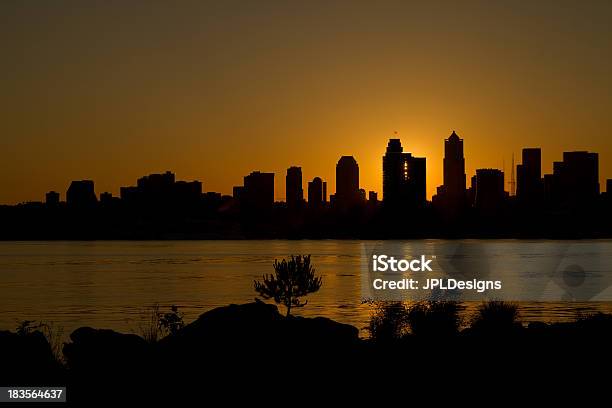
(158, 300, 361, 372)
(0, 330, 63, 384)
(527, 321, 548, 331)
(283, 315, 360, 346)
(165, 299, 283, 345)
(62, 327, 154, 404)
(152, 301, 362, 400)
(160, 300, 359, 350)
(63, 327, 150, 374)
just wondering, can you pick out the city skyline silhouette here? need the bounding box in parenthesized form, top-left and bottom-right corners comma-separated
(3, 130, 609, 206)
(2, 2, 612, 204)
(2, 131, 611, 240)
(2, 128, 611, 205)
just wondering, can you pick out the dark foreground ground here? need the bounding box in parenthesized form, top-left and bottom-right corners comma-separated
(2, 301, 611, 405)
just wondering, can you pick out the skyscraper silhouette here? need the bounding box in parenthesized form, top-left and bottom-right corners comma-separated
(410, 157, 426, 206)
(243, 171, 275, 211)
(546, 151, 599, 208)
(307, 177, 326, 208)
(443, 131, 466, 198)
(433, 131, 466, 214)
(383, 139, 407, 207)
(474, 169, 505, 215)
(382, 138, 426, 209)
(323, 181, 327, 204)
(335, 156, 360, 208)
(286, 166, 303, 209)
(516, 148, 543, 205)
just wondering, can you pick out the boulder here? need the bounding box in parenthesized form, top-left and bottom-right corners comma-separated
(0, 330, 62, 384)
(63, 327, 150, 374)
(283, 315, 360, 346)
(169, 299, 283, 344)
(158, 301, 361, 367)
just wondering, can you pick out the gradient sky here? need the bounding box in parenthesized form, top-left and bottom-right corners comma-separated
(2, 0, 612, 204)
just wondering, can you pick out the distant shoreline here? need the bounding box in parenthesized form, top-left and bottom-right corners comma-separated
(3, 235, 612, 240)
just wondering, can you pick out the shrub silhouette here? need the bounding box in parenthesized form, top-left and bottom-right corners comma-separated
(137, 303, 162, 343)
(471, 301, 520, 333)
(15, 320, 64, 363)
(158, 305, 185, 336)
(254, 255, 322, 317)
(406, 301, 462, 337)
(367, 301, 410, 343)
(136, 304, 185, 342)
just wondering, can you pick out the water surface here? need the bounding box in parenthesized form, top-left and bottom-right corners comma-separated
(0, 240, 610, 337)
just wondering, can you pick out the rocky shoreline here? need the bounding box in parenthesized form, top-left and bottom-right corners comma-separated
(2, 301, 611, 404)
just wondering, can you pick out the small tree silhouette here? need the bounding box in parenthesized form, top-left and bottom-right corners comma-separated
(158, 305, 185, 336)
(254, 255, 322, 317)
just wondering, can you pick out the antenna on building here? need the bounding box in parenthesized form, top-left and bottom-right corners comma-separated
(509, 152, 516, 196)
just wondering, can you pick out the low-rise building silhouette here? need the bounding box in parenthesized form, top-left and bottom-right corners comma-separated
(100, 192, 113, 204)
(604, 179, 612, 204)
(120, 171, 202, 208)
(138, 171, 175, 194)
(368, 191, 378, 204)
(100, 192, 121, 208)
(67, 180, 97, 208)
(242, 171, 274, 211)
(466, 174, 477, 206)
(174, 181, 202, 204)
(45, 191, 60, 206)
(232, 186, 244, 201)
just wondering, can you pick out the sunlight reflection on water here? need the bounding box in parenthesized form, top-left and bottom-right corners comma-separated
(0, 240, 610, 338)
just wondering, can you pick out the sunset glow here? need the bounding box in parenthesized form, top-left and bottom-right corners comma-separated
(2, 1, 612, 203)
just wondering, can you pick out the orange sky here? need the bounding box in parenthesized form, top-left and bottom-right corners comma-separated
(1, 1, 612, 204)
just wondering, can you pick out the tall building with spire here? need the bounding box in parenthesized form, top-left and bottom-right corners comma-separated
(443, 131, 466, 198)
(433, 131, 467, 213)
